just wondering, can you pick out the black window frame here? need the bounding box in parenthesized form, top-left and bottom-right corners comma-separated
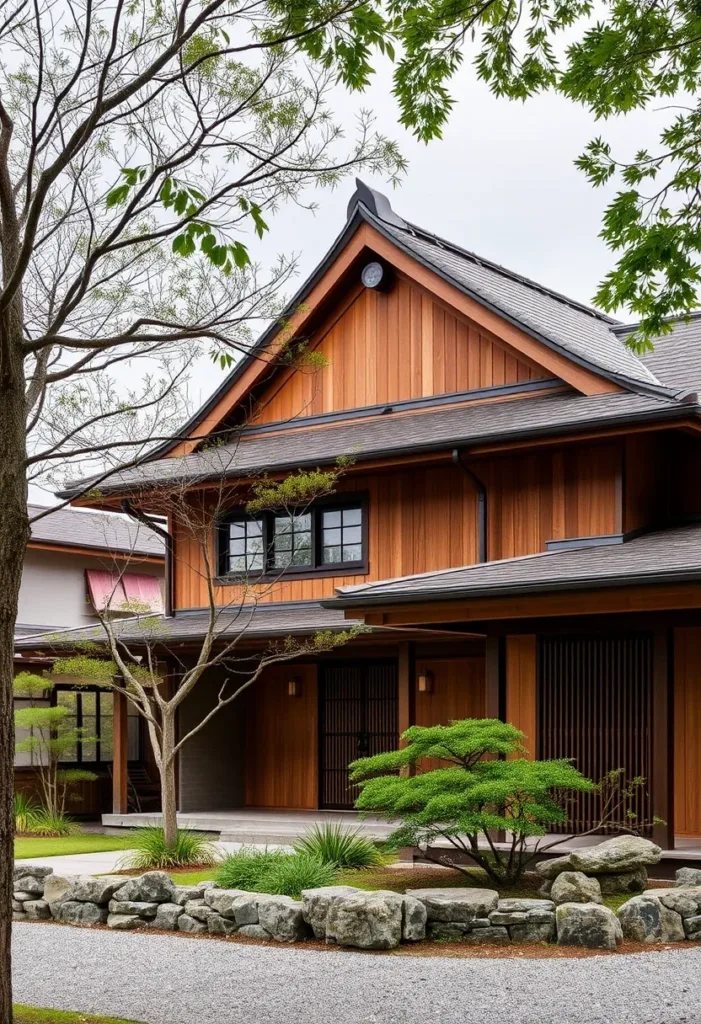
(53, 685, 141, 767)
(217, 494, 368, 582)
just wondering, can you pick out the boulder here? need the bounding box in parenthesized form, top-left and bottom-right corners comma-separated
(683, 914, 701, 939)
(676, 867, 701, 888)
(238, 924, 271, 940)
(152, 903, 183, 931)
(427, 922, 471, 940)
(551, 872, 603, 906)
(113, 872, 176, 904)
(108, 900, 159, 919)
(177, 913, 207, 934)
(107, 914, 142, 930)
(13, 892, 36, 903)
(556, 903, 623, 949)
(68, 875, 126, 905)
(55, 901, 108, 926)
(208, 914, 239, 936)
(43, 874, 77, 909)
(23, 900, 51, 920)
(511, 920, 556, 943)
(644, 887, 701, 918)
(12, 901, 25, 914)
(568, 837, 661, 875)
(173, 882, 215, 905)
(535, 855, 572, 880)
(326, 891, 404, 950)
(405, 888, 499, 922)
(204, 888, 251, 919)
(489, 910, 527, 926)
(597, 868, 647, 895)
(401, 895, 427, 942)
(301, 886, 361, 940)
(538, 880, 553, 896)
(183, 900, 216, 924)
(256, 895, 307, 943)
(231, 894, 261, 927)
(13, 875, 46, 897)
(617, 895, 685, 943)
(495, 898, 555, 913)
(462, 926, 510, 944)
(13, 864, 52, 881)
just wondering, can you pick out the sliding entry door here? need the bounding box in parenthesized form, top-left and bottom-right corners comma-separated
(319, 661, 398, 810)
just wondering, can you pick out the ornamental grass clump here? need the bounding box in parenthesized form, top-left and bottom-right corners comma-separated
(350, 717, 596, 886)
(293, 822, 388, 869)
(120, 825, 218, 870)
(216, 848, 337, 898)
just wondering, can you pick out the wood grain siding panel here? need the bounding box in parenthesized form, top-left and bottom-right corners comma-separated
(251, 276, 549, 425)
(624, 434, 667, 534)
(505, 635, 537, 758)
(563, 442, 620, 538)
(244, 663, 318, 808)
(674, 627, 701, 837)
(415, 656, 485, 771)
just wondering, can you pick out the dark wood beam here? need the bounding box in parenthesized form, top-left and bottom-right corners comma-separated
(652, 627, 675, 849)
(112, 689, 129, 814)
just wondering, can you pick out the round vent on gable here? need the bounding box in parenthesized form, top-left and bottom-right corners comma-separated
(361, 260, 392, 291)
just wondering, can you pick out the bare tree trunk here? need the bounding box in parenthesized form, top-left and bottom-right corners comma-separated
(0, 314, 30, 1024)
(160, 711, 178, 848)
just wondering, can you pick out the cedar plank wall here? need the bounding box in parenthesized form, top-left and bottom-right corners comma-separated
(172, 441, 621, 608)
(673, 628, 701, 837)
(248, 275, 549, 423)
(244, 663, 318, 808)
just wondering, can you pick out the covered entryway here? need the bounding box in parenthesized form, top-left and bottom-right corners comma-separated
(319, 660, 398, 809)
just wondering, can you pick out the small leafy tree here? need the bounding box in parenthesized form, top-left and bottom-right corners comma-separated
(350, 718, 596, 885)
(13, 672, 97, 823)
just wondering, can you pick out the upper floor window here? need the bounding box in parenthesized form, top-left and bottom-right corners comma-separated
(218, 500, 366, 579)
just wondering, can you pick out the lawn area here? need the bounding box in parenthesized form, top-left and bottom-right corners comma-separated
(14, 1006, 145, 1024)
(167, 862, 635, 912)
(14, 834, 134, 860)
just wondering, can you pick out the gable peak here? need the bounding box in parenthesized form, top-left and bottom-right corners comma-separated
(347, 178, 408, 229)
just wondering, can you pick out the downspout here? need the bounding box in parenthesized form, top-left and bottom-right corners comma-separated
(121, 499, 174, 618)
(452, 449, 487, 563)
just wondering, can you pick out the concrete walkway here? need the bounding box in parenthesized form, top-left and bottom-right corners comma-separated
(12, 922, 701, 1024)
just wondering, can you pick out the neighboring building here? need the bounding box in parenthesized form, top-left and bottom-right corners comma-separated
(16, 181, 701, 855)
(14, 505, 165, 815)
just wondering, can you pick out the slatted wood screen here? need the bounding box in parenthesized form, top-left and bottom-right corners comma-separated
(538, 633, 653, 832)
(319, 661, 398, 809)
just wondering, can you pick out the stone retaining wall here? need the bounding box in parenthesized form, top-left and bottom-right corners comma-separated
(12, 864, 701, 951)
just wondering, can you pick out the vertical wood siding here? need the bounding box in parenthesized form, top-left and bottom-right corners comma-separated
(505, 635, 537, 758)
(249, 276, 549, 425)
(172, 442, 622, 609)
(244, 664, 318, 808)
(538, 633, 653, 832)
(674, 627, 701, 837)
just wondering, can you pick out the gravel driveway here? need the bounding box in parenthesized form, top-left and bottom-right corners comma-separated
(12, 922, 701, 1024)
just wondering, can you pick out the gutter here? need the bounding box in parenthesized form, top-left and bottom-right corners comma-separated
(120, 500, 174, 618)
(452, 449, 487, 562)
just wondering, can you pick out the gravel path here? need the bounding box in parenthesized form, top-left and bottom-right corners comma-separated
(12, 922, 701, 1024)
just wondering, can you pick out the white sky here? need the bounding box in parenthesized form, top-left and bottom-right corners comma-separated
(187, 61, 670, 408)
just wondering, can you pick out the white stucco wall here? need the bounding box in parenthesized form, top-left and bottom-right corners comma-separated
(17, 547, 164, 631)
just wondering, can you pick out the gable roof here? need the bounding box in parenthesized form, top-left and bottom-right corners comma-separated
(619, 314, 701, 393)
(328, 522, 701, 607)
(28, 504, 164, 558)
(56, 390, 694, 499)
(141, 181, 688, 462)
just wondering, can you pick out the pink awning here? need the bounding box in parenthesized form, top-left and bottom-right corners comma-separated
(86, 570, 163, 613)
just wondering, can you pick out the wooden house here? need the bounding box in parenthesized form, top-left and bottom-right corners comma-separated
(17, 181, 701, 853)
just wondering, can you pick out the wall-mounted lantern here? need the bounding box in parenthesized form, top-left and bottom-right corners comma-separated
(287, 677, 302, 698)
(417, 670, 434, 694)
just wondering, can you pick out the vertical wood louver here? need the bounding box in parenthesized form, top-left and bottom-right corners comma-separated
(538, 633, 653, 832)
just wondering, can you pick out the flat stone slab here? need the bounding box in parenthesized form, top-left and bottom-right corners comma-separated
(406, 888, 498, 922)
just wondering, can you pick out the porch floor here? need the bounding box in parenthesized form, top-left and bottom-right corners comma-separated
(102, 809, 701, 865)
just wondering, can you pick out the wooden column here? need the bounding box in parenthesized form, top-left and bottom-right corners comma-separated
(398, 641, 416, 739)
(652, 628, 675, 849)
(485, 636, 505, 720)
(112, 689, 129, 814)
(505, 635, 537, 758)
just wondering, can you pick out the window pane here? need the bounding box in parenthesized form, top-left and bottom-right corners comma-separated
(323, 527, 341, 546)
(275, 534, 292, 551)
(342, 544, 362, 562)
(229, 555, 246, 572)
(323, 510, 341, 528)
(247, 552, 264, 570)
(247, 520, 263, 536)
(229, 522, 245, 538)
(323, 545, 342, 564)
(226, 517, 265, 575)
(293, 514, 311, 530)
(229, 538, 246, 555)
(343, 507, 362, 526)
(344, 525, 362, 545)
(275, 518, 292, 536)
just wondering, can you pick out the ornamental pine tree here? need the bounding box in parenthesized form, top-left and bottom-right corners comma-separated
(350, 718, 595, 885)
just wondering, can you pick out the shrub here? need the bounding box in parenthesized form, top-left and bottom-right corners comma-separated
(216, 848, 337, 898)
(350, 717, 596, 886)
(293, 822, 388, 869)
(215, 848, 288, 891)
(119, 826, 217, 870)
(27, 808, 80, 837)
(261, 853, 337, 898)
(14, 793, 38, 834)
